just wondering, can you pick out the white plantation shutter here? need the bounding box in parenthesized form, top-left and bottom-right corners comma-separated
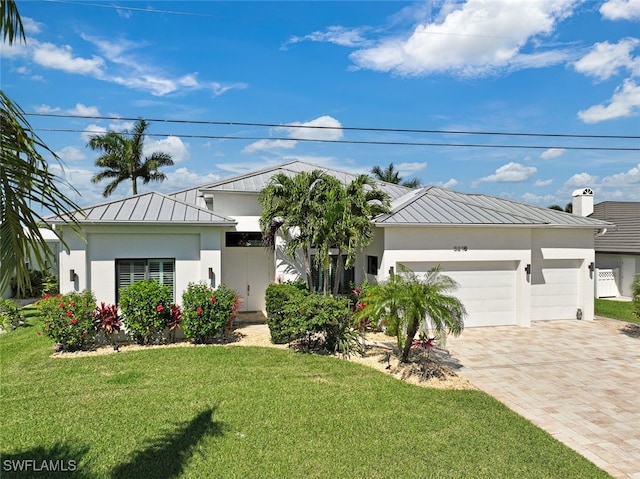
(116, 259, 175, 301)
(118, 260, 146, 290)
(148, 260, 175, 298)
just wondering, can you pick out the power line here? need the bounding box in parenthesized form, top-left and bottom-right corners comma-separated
(26, 112, 640, 140)
(32, 127, 640, 152)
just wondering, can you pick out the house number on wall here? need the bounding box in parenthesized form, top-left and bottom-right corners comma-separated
(453, 246, 468, 252)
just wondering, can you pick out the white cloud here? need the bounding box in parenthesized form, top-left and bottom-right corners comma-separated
(435, 178, 460, 189)
(474, 162, 537, 185)
(34, 104, 61, 114)
(32, 41, 105, 75)
(397, 161, 427, 175)
(67, 103, 100, 117)
(577, 79, 640, 123)
(81, 124, 107, 142)
(242, 139, 297, 154)
(563, 172, 599, 188)
(600, 0, 640, 20)
(22, 17, 44, 35)
(55, 146, 86, 162)
(573, 38, 639, 81)
(162, 168, 221, 192)
(534, 179, 554, 187)
(279, 115, 344, 141)
(540, 148, 565, 159)
(601, 162, 640, 186)
(243, 116, 344, 153)
(284, 26, 372, 49)
(521, 192, 556, 205)
(144, 136, 189, 163)
(349, 0, 578, 77)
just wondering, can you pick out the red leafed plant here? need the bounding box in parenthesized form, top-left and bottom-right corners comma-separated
(166, 304, 183, 343)
(94, 302, 121, 346)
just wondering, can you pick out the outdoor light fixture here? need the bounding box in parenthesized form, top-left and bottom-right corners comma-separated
(69, 269, 75, 281)
(525, 264, 531, 275)
(576, 308, 583, 320)
(389, 266, 394, 276)
(208, 267, 214, 279)
(589, 262, 595, 273)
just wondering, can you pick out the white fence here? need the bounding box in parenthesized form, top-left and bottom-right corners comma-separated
(595, 268, 620, 298)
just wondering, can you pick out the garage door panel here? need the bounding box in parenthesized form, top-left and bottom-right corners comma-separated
(402, 261, 517, 327)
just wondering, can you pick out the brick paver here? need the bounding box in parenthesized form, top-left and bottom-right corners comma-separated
(447, 318, 640, 479)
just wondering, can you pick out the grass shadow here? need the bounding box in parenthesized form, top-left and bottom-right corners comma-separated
(620, 323, 640, 339)
(0, 443, 91, 478)
(110, 408, 224, 479)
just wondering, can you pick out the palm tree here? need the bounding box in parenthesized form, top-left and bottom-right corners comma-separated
(88, 119, 174, 197)
(258, 170, 328, 291)
(312, 175, 391, 296)
(1, 0, 83, 296)
(371, 162, 421, 188)
(356, 264, 466, 362)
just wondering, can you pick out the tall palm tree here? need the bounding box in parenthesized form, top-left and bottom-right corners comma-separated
(356, 264, 466, 362)
(88, 119, 174, 197)
(258, 170, 328, 291)
(1, 0, 83, 296)
(313, 175, 390, 296)
(371, 162, 421, 188)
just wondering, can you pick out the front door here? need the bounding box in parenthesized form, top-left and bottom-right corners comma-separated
(224, 248, 273, 312)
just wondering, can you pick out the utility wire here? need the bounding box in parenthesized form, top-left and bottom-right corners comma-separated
(26, 113, 640, 140)
(32, 128, 640, 152)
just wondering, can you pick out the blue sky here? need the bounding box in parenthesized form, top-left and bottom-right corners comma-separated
(2, 0, 639, 208)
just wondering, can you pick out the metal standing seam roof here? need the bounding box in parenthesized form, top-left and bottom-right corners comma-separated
(590, 202, 640, 254)
(374, 186, 614, 227)
(169, 160, 411, 201)
(47, 192, 236, 225)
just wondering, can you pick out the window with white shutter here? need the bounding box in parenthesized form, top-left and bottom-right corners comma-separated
(116, 259, 175, 301)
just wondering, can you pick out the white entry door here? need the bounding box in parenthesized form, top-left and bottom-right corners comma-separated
(223, 248, 273, 312)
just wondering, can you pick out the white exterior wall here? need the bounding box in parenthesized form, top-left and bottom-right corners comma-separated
(596, 253, 639, 297)
(355, 227, 385, 286)
(380, 226, 532, 327)
(58, 225, 223, 305)
(209, 192, 262, 217)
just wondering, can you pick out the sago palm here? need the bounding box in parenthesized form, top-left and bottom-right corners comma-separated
(88, 119, 174, 197)
(357, 264, 466, 362)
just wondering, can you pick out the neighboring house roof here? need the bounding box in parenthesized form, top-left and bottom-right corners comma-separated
(590, 202, 640, 254)
(374, 186, 613, 228)
(47, 192, 236, 226)
(169, 160, 411, 202)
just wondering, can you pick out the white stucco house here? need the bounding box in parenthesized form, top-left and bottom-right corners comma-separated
(48, 161, 612, 327)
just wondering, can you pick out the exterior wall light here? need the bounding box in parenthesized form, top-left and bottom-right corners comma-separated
(69, 269, 76, 281)
(524, 264, 531, 275)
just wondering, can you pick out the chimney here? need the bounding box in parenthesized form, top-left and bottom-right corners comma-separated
(572, 188, 594, 217)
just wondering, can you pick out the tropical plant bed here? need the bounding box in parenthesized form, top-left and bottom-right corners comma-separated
(49, 325, 473, 390)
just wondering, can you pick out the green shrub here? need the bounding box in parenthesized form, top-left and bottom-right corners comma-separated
(283, 294, 363, 356)
(39, 291, 96, 351)
(265, 282, 309, 343)
(182, 282, 239, 343)
(119, 280, 172, 345)
(10, 270, 59, 298)
(633, 274, 640, 319)
(0, 298, 24, 330)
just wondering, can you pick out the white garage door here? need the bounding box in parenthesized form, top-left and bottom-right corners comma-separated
(402, 261, 517, 327)
(531, 259, 580, 320)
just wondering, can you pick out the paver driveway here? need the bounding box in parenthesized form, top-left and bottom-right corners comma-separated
(446, 318, 640, 479)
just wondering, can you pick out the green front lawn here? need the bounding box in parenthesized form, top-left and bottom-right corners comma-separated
(0, 310, 609, 478)
(595, 298, 639, 324)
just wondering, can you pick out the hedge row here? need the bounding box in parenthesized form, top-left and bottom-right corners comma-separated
(38, 281, 239, 351)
